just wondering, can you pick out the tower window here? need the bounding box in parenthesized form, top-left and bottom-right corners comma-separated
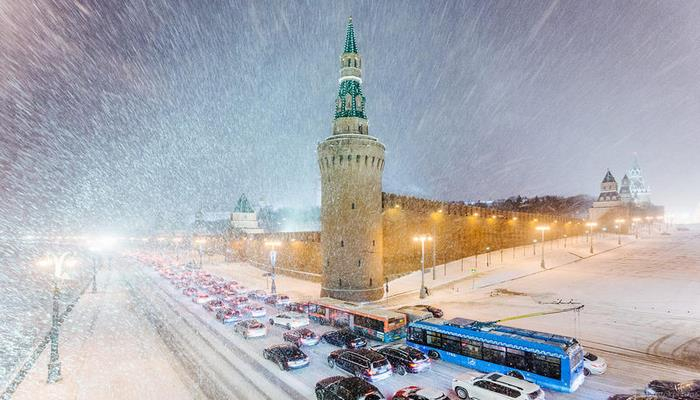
(351, 203, 355, 209)
(369, 278, 373, 286)
(356, 155, 361, 163)
(365, 155, 368, 165)
(358, 259, 361, 267)
(340, 240, 344, 247)
(372, 240, 375, 246)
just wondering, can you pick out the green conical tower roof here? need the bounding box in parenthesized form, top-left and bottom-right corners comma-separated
(344, 16, 357, 53)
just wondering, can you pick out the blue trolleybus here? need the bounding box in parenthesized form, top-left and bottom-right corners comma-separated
(406, 317, 585, 392)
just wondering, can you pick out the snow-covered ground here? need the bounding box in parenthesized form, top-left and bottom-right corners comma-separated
(11, 267, 202, 400)
(7, 229, 699, 399)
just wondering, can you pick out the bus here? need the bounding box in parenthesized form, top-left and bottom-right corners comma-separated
(406, 317, 585, 393)
(307, 297, 407, 342)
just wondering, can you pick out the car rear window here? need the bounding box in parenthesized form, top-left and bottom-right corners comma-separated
(371, 360, 389, 370)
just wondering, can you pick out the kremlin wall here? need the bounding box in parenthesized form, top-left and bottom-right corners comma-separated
(229, 192, 587, 284)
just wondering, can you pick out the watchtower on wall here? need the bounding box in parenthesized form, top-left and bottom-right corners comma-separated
(317, 17, 385, 302)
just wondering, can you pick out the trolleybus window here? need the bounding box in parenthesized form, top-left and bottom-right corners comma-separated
(460, 338, 482, 359)
(353, 315, 384, 332)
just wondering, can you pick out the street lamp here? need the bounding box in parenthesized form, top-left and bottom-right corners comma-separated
(632, 217, 641, 239)
(413, 235, 432, 299)
(535, 225, 550, 269)
(585, 222, 598, 253)
(532, 239, 537, 255)
(264, 240, 282, 295)
(37, 252, 75, 383)
(563, 234, 568, 248)
(645, 216, 654, 235)
(485, 246, 491, 267)
(614, 219, 625, 245)
(194, 237, 206, 267)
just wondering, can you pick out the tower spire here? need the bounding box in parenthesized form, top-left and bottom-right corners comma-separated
(333, 17, 367, 134)
(344, 16, 358, 53)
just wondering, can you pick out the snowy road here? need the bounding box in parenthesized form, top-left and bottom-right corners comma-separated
(128, 234, 700, 400)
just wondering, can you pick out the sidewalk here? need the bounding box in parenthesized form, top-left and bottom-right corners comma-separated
(12, 267, 201, 400)
(386, 234, 626, 299)
(200, 234, 630, 304)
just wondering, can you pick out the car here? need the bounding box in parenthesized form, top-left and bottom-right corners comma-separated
(609, 395, 676, 400)
(192, 291, 211, 304)
(244, 304, 267, 318)
(248, 289, 267, 299)
(203, 299, 226, 312)
(283, 328, 320, 347)
(263, 343, 310, 370)
(233, 296, 250, 308)
(315, 376, 384, 400)
(646, 379, 700, 400)
(327, 348, 393, 382)
(234, 319, 267, 339)
(452, 372, 545, 400)
(266, 294, 291, 306)
(320, 329, 367, 349)
(216, 307, 242, 324)
(182, 287, 197, 297)
(392, 386, 448, 400)
(413, 305, 444, 318)
(233, 286, 249, 295)
(285, 301, 310, 313)
(376, 344, 431, 375)
(269, 312, 310, 329)
(583, 352, 607, 375)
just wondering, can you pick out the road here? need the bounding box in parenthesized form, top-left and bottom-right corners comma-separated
(125, 233, 700, 400)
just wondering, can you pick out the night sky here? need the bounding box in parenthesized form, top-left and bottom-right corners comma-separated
(1, 0, 699, 233)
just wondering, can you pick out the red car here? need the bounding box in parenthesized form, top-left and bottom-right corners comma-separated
(283, 328, 320, 347)
(203, 299, 226, 312)
(392, 386, 448, 400)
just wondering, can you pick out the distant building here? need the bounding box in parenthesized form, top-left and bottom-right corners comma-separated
(192, 194, 264, 237)
(589, 157, 663, 226)
(589, 170, 624, 222)
(627, 157, 652, 205)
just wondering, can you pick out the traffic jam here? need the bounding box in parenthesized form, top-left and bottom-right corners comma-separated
(143, 258, 697, 400)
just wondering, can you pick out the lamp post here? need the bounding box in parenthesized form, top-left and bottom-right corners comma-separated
(532, 240, 537, 255)
(37, 252, 74, 383)
(632, 217, 641, 239)
(264, 240, 281, 295)
(563, 234, 568, 248)
(414, 235, 432, 299)
(614, 219, 625, 245)
(194, 237, 206, 267)
(536, 225, 550, 269)
(486, 247, 491, 267)
(585, 222, 598, 253)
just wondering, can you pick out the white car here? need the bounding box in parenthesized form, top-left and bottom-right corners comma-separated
(245, 304, 267, 318)
(269, 312, 310, 329)
(583, 352, 607, 375)
(452, 372, 545, 400)
(234, 319, 267, 339)
(191, 291, 211, 304)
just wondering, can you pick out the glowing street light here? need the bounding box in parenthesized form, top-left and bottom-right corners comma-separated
(264, 240, 282, 294)
(535, 225, 551, 269)
(632, 217, 641, 239)
(532, 239, 537, 256)
(37, 252, 75, 383)
(413, 235, 432, 299)
(585, 222, 598, 253)
(194, 237, 207, 267)
(614, 218, 626, 245)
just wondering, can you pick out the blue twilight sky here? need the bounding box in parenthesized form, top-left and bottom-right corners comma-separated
(1, 0, 699, 232)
